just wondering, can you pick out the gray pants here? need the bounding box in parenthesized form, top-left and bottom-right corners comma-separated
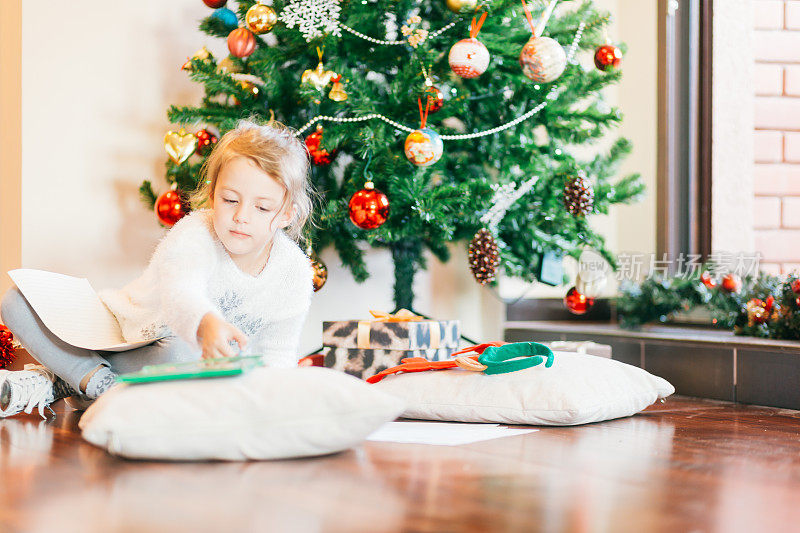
(0, 286, 199, 395)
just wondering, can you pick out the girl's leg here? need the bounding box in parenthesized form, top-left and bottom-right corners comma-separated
(58, 336, 199, 411)
(0, 286, 111, 393)
(101, 334, 199, 375)
(1, 286, 201, 416)
(1, 285, 201, 382)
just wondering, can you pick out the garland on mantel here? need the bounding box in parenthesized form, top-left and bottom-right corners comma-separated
(616, 270, 800, 341)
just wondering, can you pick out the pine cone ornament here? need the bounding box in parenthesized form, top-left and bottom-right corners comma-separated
(0, 324, 16, 370)
(468, 228, 500, 285)
(563, 171, 595, 217)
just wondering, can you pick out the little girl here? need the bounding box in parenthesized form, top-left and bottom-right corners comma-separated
(0, 119, 315, 418)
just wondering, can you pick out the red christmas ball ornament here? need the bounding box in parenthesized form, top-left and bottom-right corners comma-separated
(349, 182, 390, 230)
(227, 27, 257, 58)
(155, 189, 188, 227)
(195, 129, 218, 156)
(721, 273, 742, 293)
(305, 125, 336, 165)
(594, 44, 622, 71)
(564, 286, 595, 315)
(700, 271, 717, 289)
(0, 324, 16, 370)
(792, 279, 800, 294)
(203, 0, 227, 8)
(425, 85, 444, 114)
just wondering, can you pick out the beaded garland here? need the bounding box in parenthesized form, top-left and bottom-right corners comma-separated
(294, 21, 586, 140)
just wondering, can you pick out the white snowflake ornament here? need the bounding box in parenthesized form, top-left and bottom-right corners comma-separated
(279, 0, 342, 42)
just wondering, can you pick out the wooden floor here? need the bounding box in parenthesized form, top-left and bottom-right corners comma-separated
(3, 396, 800, 533)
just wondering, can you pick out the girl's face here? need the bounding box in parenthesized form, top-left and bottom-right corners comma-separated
(211, 156, 295, 263)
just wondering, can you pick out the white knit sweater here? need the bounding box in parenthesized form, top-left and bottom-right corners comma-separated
(97, 209, 314, 367)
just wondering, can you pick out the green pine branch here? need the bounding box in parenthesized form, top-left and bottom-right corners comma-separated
(617, 270, 800, 341)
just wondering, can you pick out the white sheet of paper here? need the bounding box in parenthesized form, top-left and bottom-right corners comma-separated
(366, 421, 538, 446)
(7, 269, 160, 352)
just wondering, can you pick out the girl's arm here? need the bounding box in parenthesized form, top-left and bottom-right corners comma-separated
(150, 214, 219, 353)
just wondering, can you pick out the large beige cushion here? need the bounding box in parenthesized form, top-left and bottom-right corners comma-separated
(373, 351, 674, 426)
(80, 367, 405, 461)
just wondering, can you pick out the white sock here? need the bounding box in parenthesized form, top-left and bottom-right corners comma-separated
(84, 366, 117, 399)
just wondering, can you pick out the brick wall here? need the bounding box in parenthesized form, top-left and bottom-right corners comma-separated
(754, 0, 800, 275)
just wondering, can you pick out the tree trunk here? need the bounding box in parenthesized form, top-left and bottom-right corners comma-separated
(391, 240, 422, 312)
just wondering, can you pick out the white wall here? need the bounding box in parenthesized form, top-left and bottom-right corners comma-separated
(19, 0, 656, 354)
(21, 1, 225, 285)
(0, 1, 22, 299)
(712, 0, 754, 254)
(611, 0, 658, 257)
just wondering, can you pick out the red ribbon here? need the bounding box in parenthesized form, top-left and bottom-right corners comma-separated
(469, 11, 488, 39)
(519, 0, 536, 36)
(417, 97, 431, 129)
(366, 356, 480, 384)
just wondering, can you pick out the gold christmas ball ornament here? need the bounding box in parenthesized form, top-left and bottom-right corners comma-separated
(246, 3, 278, 34)
(164, 128, 197, 165)
(310, 253, 328, 292)
(446, 0, 479, 13)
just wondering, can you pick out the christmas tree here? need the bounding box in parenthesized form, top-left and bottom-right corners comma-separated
(141, 0, 643, 311)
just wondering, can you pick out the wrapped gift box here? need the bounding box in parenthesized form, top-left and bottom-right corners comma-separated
(322, 346, 456, 380)
(322, 319, 460, 350)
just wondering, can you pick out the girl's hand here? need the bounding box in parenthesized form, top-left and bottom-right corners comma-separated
(196, 312, 249, 359)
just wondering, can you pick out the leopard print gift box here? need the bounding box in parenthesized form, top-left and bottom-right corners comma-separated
(322, 320, 460, 350)
(322, 346, 456, 380)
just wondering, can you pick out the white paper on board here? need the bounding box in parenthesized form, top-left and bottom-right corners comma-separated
(7, 269, 160, 352)
(366, 421, 538, 446)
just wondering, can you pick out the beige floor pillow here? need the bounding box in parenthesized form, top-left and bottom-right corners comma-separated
(80, 367, 405, 461)
(373, 351, 674, 426)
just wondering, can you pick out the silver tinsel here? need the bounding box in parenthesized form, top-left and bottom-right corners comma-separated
(480, 175, 540, 231)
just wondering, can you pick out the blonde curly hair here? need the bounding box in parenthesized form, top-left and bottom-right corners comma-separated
(188, 118, 314, 242)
